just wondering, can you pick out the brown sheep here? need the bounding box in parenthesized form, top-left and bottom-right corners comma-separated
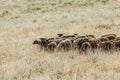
(37, 38, 50, 50)
(61, 35, 76, 38)
(98, 37, 109, 42)
(33, 38, 49, 50)
(47, 41, 57, 52)
(33, 40, 41, 45)
(112, 40, 120, 51)
(33, 40, 43, 50)
(88, 39, 100, 50)
(101, 34, 117, 40)
(86, 34, 96, 39)
(101, 34, 116, 37)
(75, 38, 99, 52)
(81, 42, 92, 52)
(112, 37, 120, 41)
(74, 38, 89, 50)
(99, 41, 114, 52)
(57, 39, 73, 51)
(76, 34, 95, 39)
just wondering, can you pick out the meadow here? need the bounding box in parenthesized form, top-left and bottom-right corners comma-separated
(0, 0, 120, 80)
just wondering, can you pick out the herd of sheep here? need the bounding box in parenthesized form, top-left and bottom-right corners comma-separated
(33, 33, 120, 53)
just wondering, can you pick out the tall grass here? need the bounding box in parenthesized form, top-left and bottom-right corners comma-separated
(0, 0, 120, 80)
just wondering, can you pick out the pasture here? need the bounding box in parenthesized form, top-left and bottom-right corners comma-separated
(0, 0, 120, 80)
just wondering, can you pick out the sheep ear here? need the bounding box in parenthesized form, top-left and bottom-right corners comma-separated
(57, 34, 63, 37)
(33, 40, 37, 44)
(74, 33, 78, 35)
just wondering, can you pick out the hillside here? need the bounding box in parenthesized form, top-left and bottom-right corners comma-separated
(0, 0, 120, 80)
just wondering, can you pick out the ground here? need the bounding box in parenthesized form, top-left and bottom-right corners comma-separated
(0, 0, 120, 80)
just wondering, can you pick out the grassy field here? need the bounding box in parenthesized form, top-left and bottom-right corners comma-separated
(0, 0, 120, 80)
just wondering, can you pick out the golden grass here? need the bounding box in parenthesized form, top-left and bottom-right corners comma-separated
(0, 0, 120, 80)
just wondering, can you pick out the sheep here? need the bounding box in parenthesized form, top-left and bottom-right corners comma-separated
(57, 39, 73, 51)
(98, 37, 109, 42)
(81, 42, 92, 52)
(112, 40, 120, 51)
(101, 34, 117, 40)
(99, 41, 114, 52)
(47, 41, 57, 52)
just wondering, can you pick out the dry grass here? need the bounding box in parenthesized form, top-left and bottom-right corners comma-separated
(0, 0, 120, 80)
